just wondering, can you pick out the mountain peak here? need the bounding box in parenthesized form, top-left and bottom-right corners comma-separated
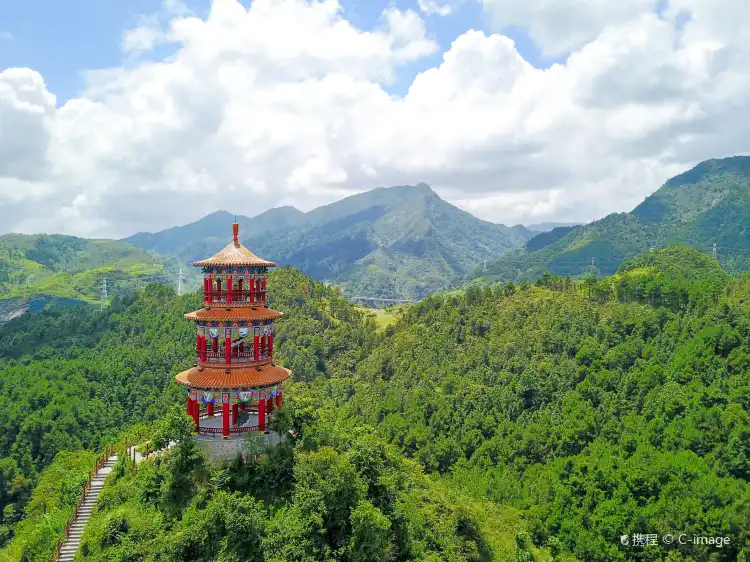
(483, 154, 750, 281)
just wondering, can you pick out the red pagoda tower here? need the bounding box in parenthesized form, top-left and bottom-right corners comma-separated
(176, 222, 290, 439)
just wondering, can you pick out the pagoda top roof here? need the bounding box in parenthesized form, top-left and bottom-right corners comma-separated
(175, 364, 291, 390)
(193, 223, 276, 268)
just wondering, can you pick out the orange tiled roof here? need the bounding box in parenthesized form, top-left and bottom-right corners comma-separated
(175, 364, 291, 390)
(193, 240, 276, 268)
(184, 307, 283, 322)
(193, 223, 276, 268)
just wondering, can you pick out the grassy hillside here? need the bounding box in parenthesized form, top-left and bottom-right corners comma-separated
(482, 156, 750, 282)
(0, 234, 198, 313)
(125, 184, 533, 300)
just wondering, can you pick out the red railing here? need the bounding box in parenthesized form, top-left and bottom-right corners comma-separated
(196, 350, 271, 363)
(204, 290, 266, 305)
(197, 425, 261, 435)
(51, 444, 115, 562)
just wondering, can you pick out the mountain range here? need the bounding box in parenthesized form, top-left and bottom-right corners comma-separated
(1, 156, 749, 316)
(125, 184, 533, 299)
(0, 234, 195, 321)
(480, 155, 750, 282)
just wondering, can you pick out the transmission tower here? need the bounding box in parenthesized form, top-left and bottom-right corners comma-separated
(100, 278, 108, 311)
(178, 268, 185, 296)
(712, 243, 717, 260)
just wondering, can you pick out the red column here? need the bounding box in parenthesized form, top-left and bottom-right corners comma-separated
(191, 397, 199, 432)
(208, 275, 213, 302)
(227, 275, 233, 304)
(186, 395, 192, 417)
(232, 403, 238, 425)
(267, 396, 274, 413)
(276, 389, 282, 408)
(225, 337, 231, 364)
(207, 402, 214, 416)
(258, 398, 266, 432)
(250, 277, 255, 303)
(203, 277, 209, 301)
(253, 331, 260, 361)
(201, 336, 207, 361)
(222, 397, 230, 438)
(268, 332, 273, 357)
(262, 276, 266, 291)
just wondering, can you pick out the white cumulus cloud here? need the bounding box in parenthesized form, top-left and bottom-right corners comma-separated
(1, 0, 750, 238)
(417, 0, 462, 16)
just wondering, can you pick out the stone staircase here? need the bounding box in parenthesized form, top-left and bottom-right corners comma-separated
(51, 441, 172, 561)
(56, 455, 117, 562)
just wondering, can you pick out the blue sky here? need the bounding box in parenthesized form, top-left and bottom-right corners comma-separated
(0, 0, 554, 105)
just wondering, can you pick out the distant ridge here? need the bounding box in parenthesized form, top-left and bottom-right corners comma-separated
(481, 155, 750, 281)
(125, 184, 534, 299)
(0, 233, 193, 320)
(525, 222, 582, 232)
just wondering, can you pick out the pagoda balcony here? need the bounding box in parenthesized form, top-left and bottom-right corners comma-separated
(203, 290, 267, 306)
(195, 405, 277, 434)
(198, 349, 272, 364)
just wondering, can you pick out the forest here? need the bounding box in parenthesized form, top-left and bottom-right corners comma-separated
(0, 246, 748, 561)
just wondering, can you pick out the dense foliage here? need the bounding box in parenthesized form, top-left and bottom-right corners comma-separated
(0, 286, 197, 545)
(125, 185, 532, 300)
(0, 450, 96, 562)
(3, 247, 750, 561)
(338, 248, 750, 560)
(0, 268, 541, 561)
(73, 405, 497, 562)
(0, 268, 376, 551)
(481, 156, 750, 282)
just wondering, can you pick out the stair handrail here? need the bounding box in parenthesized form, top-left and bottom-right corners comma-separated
(49, 444, 115, 562)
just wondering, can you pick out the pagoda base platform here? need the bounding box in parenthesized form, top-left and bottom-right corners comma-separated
(194, 412, 281, 460)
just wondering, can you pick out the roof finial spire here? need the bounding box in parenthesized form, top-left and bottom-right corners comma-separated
(232, 221, 239, 244)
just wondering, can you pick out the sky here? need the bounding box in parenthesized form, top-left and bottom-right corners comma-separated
(1, 0, 749, 238)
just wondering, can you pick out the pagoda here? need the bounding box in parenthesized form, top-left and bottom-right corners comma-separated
(176, 222, 290, 439)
